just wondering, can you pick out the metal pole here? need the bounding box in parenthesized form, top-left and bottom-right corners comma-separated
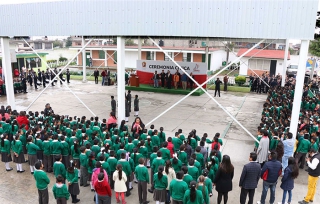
(147, 37, 266, 142)
(282, 39, 289, 86)
(117, 36, 126, 124)
(1, 37, 16, 110)
(289, 40, 309, 137)
(25, 38, 94, 111)
(205, 37, 209, 70)
(82, 36, 87, 82)
(138, 37, 141, 60)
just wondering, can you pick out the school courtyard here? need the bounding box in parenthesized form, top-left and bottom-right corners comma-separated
(0, 80, 318, 204)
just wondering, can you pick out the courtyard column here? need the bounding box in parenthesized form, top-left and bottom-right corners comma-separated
(205, 37, 209, 70)
(1, 37, 16, 110)
(117, 36, 126, 123)
(138, 37, 141, 60)
(82, 36, 87, 82)
(289, 40, 309, 136)
(281, 39, 289, 86)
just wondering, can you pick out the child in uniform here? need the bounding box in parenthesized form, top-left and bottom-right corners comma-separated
(52, 175, 70, 204)
(135, 158, 150, 204)
(12, 134, 25, 172)
(1, 133, 13, 171)
(66, 161, 80, 203)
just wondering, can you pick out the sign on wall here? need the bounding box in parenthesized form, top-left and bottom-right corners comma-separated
(136, 60, 207, 75)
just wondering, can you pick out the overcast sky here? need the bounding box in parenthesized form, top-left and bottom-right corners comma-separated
(1, 0, 319, 44)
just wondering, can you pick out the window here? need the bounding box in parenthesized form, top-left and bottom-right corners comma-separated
(249, 59, 271, 70)
(187, 53, 192, 62)
(146, 51, 154, 60)
(164, 52, 172, 61)
(34, 43, 42, 49)
(99, 50, 105, 59)
(26, 58, 41, 68)
(183, 53, 192, 62)
(45, 43, 52, 49)
(24, 43, 29, 47)
(113, 51, 117, 64)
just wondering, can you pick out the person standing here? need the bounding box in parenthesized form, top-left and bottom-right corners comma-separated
(295, 134, 311, 169)
(258, 151, 282, 204)
(214, 78, 222, 97)
(280, 157, 299, 204)
(59, 69, 65, 85)
(52, 175, 70, 204)
(94, 173, 112, 204)
(153, 71, 160, 88)
(111, 96, 116, 113)
(181, 73, 187, 90)
(223, 75, 229, 91)
(113, 164, 127, 204)
(94, 68, 99, 84)
(157, 70, 164, 88)
(126, 90, 132, 112)
(239, 152, 261, 204)
(89, 57, 93, 67)
(166, 71, 172, 89)
(134, 95, 139, 117)
(101, 70, 106, 86)
(34, 161, 50, 204)
(107, 69, 111, 86)
(173, 71, 180, 89)
(188, 72, 194, 90)
(257, 130, 270, 167)
(21, 75, 27, 93)
(135, 158, 149, 204)
(281, 132, 295, 174)
(213, 155, 234, 204)
(298, 148, 320, 204)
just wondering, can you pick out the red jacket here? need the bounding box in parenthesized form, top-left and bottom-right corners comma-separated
(94, 179, 112, 197)
(16, 115, 29, 130)
(167, 142, 174, 157)
(211, 141, 221, 151)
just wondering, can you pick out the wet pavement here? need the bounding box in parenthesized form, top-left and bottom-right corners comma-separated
(0, 80, 318, 204)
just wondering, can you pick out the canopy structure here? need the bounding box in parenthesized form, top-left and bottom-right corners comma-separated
(0, 0, 318, 138)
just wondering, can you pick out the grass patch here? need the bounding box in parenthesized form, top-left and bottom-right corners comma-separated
(211, 69, 239, 76)
(125, 84, 205, 96)
(70, 75, 95, 81)
(207, 85, 250, 93)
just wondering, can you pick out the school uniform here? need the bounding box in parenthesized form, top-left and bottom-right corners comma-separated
(117, 158, 132, 196)
(42, 140, 53, 172)
(183, 189, 203, 204)
(53, 161, 66, 180)
(107, 156, 118, 189)
(26, 142, 40, 166)
(151, 136, 160, 148)
(171, 158, 182, 173)
(1, 139, 12, 163)
(34, 169, 50, 204)
(66, 169, 80, 203)
(51, 140, 62, 164)
(35, 138, 44, 161)
(153, 173, 168, 202)
(135, 164, 150, 204)
(79, 153, 89, 186)
(52, 183, 70, 204)
(172, 137, 182, 152)
(197, 185, 209, 204)
(11, 140, 25, 171)
(178, 151, 188, 166)
(188, 165, 199, 181)
(169, 179, 188, 204)
(134, 98, 139, 116)
(160, 147, 171, 161)
(60, 141, 69, 169)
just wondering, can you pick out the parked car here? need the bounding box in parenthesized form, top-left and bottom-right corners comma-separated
(286, 64, 298, 77)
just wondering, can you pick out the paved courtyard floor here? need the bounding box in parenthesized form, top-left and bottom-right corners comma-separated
(0, 80, 318, 204)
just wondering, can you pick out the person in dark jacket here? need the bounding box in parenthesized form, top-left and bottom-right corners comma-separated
(44, 103, 54, 117)
(214, 78, 222, 97)
(66, 69, 71, 84)
(213, 155, 234, 204)
(111, 96, 116, 113)
(280, 157, 299, 204)
(126, 90, 132, 112)
(160, 70, 166, 88)
(134, 95, 139, 117)
(239, 152, 261, 204)
(258, 151, 282, 204)
(94, 68, 99, 84)
(166, 71, 172, 89)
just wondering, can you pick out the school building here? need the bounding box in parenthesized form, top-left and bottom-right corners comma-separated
(0, 52, 48, 71)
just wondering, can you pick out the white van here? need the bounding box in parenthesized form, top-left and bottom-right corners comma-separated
(287, 64, 298, 77)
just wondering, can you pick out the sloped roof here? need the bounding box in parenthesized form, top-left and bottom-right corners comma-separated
(237, 49, 290, 60)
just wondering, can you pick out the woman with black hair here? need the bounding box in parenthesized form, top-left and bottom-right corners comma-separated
(113, 164, 127, 204)
(1, 133, 13, 171)
(131, 117, 145, 135)
(213, 155, 234, 204)
(12, 133, 25, 173)
(164, 160, 176, 204)
(280, 157, 299, 204)
(183, 181, 203, 204)
(66, 161, 80, 203)
(153, 165, 168, 204)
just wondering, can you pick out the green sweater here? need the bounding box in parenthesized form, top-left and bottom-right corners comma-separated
(125, 143, 135, 153)
(52, 183, 70, 200)
(151, 136, 160, 147)
(116, 149, 127, 160)
(183, 189, 203, 204)
(60, 141, 69, 156)
(151, 157, 165, 172)
(101, 161, 111, 175)
(153, 173, 168, 189)
(188, 166, 199, 181)
(131, 153, 143, 167)
(169, 179, 188, 201)
(0, 139, 11, 153)
(66, 169, 79, 183)
(71, 145, 80, 159)
(33, 169, 50, 190)
(172, 137, 182, 152)
(197, 185, 209, 204)
(160, 148, 171, 161)
(79, 153, 88, 168)
(178, 151, 188, 165)
(53, 162, 66, 178)
(117, 159, 132, 176)
(171, 158, 182, 173)
(26, 142, 40, 155)
(135, 164, 149, 182)
(183, 174, 193, 186)
(11, 140, 22, 155)
(42, 140, 51, 155)
(297, 139, 311, 153)
(51, 140, 62, 155)
(195, 152, 204, 168)
(107, 157, 118, 172)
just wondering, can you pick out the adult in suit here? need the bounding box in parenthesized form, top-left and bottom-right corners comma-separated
(106, 69, 111, 86)
(59, 69, 65, 85)
(256, 78, 262, 94)
(126, 90, 132, 112)
(166, 71, 172, 89)
(21, 76, 27, 93)
(214, 78, 222, 97)
(188, 72, 194, 90)
(160, 70, 166, 88)
(111, 96, 116, 113)
(66, 69, 71, 84)
(239, 152, 261, 204)
(94, 68, 99, 84)
(37, 69, 42, 83)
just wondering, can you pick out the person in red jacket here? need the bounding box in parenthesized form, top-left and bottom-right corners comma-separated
(167, 137, 174, 158)
(16, 111, 29, 130)
(94, 173, 112, 204)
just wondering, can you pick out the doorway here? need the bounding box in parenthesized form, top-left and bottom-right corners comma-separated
(269, 60, 277, 77)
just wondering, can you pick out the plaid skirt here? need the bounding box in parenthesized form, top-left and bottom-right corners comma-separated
(1, 152, 12, 163)
(68, 182, 80, 195)
(28, 154, 38, 166)
(153, 189, 167, 202)
(13, 152, 25, 163)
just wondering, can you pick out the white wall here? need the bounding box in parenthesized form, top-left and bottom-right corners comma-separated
(46, 48, 78, 61)
(239, 57, 249, 75)
(209, 50, 237, 71)
(275, 59, 285, 76)
(124, 51, 138, 68)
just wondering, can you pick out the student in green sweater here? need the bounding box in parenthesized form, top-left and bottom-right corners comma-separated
(197, 175, 209, 204)
(183, 181, 203, 204)
(34, 161, 50, 204)
(52, 175, 70, 203)
(107, 150, 118, 189)
(295, 134, 311, 168)
(12, 134, 25, 173)
(169, 171, 188, 204)
(188, 159, 199, 181)
(148, 125, 154, 136)
(70, 140, 80, 175)
(42, 134, 52, 173)
(135, 158, 149, 204)
(79, 146, 89, 187)
(149, 151, 165, 193)
(178, 145, 188, 166)
(53, 155, 66, 181)
(1, 133, 13, 171)
(60, 135, 70, 169)
(153, 165, 168, 204)
(172, 132, 183, 153)
(26, 136, 40, 174)
(158, 127, 166, 146)
(117, 152, 132, 197)
(182, 165, 193, 187)
(66, 162, 80, 203)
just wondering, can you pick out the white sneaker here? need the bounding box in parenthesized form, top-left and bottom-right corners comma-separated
(257, 201, 261, 204)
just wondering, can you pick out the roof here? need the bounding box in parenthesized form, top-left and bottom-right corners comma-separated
(69, 45, 219, 54)
(0, 51, 48, 58)
(236, 49, 290, 60)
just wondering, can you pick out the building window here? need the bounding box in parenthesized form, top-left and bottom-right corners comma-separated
(99, 50, 105, 59)
(45, 43, 52, 49)
(164, 52, 172, 61)
(113, 51, 117, 64)
(24, 43, 29, 47)
(146, 51, 154, 60)
(187, 53, 191, 62)
(249, 59, 271, 71)
(26, 57, 42, 68)
(34, 43, 42, 49)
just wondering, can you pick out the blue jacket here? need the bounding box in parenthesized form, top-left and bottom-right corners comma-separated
(280, 165, 294, 190)
(261, 159, 282, 183)
(282, 138, 295, 157)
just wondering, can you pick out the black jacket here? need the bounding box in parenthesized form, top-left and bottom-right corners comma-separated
(239, 162, 261, 189)
(214, 168, 234, 193)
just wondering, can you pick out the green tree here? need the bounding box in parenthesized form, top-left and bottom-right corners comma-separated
(309, 39, 320, 57)
(65, 37, 72, 47)
(53, 39, 63, 48)
(225, 42, 234, 63)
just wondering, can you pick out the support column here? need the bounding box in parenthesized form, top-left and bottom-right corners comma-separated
(138, 37, 142, 60)
(289, 40, 309, 136)
(117, 36, 125, 123)
(281, 39, 289, 86)
(1, 37, 16, 110)
(82, 36, 87, 82)
(205, 37, 209, 70)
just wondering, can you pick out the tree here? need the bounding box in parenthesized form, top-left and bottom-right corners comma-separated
(225, 42, 234, 63)
(53, 39, 63, 48)
(309, 12, 320, 57)
(65, 37, 72, 47)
